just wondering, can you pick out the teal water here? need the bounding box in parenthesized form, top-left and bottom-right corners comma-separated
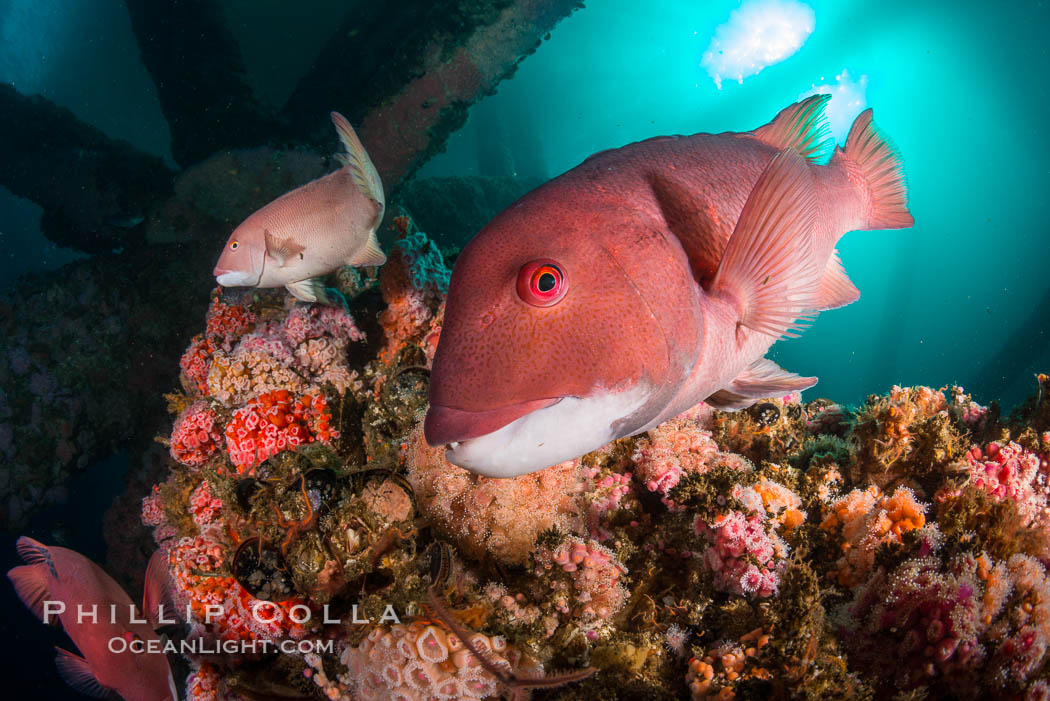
(420, 0, 1050, 411)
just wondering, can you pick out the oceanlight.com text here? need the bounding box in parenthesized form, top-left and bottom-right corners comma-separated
(108, 637, 337, 656)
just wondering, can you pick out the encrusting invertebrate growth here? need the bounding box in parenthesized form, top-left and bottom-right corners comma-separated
(425, 586, 599, 700)
(127, 218, 1050, 699)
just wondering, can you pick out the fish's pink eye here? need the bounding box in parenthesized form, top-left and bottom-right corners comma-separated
(517, 260, 567, 307)
(230, 240, 240, 250)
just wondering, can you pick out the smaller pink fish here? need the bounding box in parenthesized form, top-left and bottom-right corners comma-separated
(213, 112, 387, 303)
(7, 537, 176, 701)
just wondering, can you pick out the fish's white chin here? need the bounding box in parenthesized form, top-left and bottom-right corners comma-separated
(216, 271, 259, 287)
(444, 385, 650, 477)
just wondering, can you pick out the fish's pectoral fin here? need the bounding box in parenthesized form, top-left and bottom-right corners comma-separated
(54, 648, 111, 698)
(331, 111, 385, 220)
(285, 277, 331, 304)
(264, 230, 305, 268)
(752, 94, 834, 164)
(708, 148, 823, 341)
(706, 358, 817, 410)
(349, 229, 386, 267)
(143, 549, 175, 630)
(816, 249, 860, 310)
(8, 564, 53, 622)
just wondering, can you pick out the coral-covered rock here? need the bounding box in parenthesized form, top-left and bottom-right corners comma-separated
(137, 271, 1050, 700)
(342, 621, 539, 701)
(377, 215, 447, 367)
(850, 385, 965, 488)
(821, 485, 927, 588)
(841, 544, 1050, 697)
(223, 390, 337, 474)
(697, 509, 787, 598)
(633, 410, 720, 506)
(406, 425, 588, 566)
(686, 629, 772, 699)
(535, 536, 628, 629)
(170, 400, 224, 467)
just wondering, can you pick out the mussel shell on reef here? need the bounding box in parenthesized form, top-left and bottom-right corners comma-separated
(296, 467, 339, 511)
(236, 477, 270, 512)
(232, 537, 296, 601)
(752, 402, 781, 427)
(424, 540, 453, 588)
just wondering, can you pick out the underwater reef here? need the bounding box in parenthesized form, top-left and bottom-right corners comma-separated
(0, 0, 584, 530)
(0, 149, 540, 530)
(134, 214, 1050, 700)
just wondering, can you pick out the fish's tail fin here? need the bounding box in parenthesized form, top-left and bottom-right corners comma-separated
(842, 109, 914, 230)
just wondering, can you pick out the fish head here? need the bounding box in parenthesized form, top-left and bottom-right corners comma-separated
(214, 221, 266, 288)
(426, 188, 700, 477)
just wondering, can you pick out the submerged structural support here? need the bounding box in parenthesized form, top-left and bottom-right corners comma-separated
(0, 0, 578, 528)
(0, 83, 175, 253)
(123, 0, 280, 167)
(283, 0, 583, 187)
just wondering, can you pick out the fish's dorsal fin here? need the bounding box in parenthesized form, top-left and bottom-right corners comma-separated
(264, 230, 305, 268)
(8, 564, 53, 622)
(752, 95, 834, 164)
(816, 249, 860, 310)
(143, 549, 175, 630)
(709, 148, 824, 340)
(16, 535, 51, 565)
(706, 358, 817, 410)
(55, 648, 110, 698)
(349, 230, 387, 267)
(285, 277, 330, 304)
(331, 111, 385, 219)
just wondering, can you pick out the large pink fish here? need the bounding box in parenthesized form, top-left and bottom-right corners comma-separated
(425, 96, 913, 477)
(7, 537, 177, 701)
(213, 111, 386, 303)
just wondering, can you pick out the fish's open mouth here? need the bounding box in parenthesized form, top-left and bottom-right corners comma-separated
(423, 385, 652, 478)
(423, 398, 563, 448)
(215, 269, 262, 288)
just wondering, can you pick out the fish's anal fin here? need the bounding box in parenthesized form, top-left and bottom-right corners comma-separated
(752, 94, 834, 164)
(330, 111, 386, 219)
(709, 148, 823, 340)
(731, 357, 817, 396)
(54, 648, 110, 699)
(816, 249, 860, 311)
(707, 358, 817, 410)
(285, 277, 331, 305)
(8, 564, 53, 622)
(842, 108, 914, 230)
(349, 230, 386, 267)
(143, 549, 174, 630)
(264, 230, 305, 268)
